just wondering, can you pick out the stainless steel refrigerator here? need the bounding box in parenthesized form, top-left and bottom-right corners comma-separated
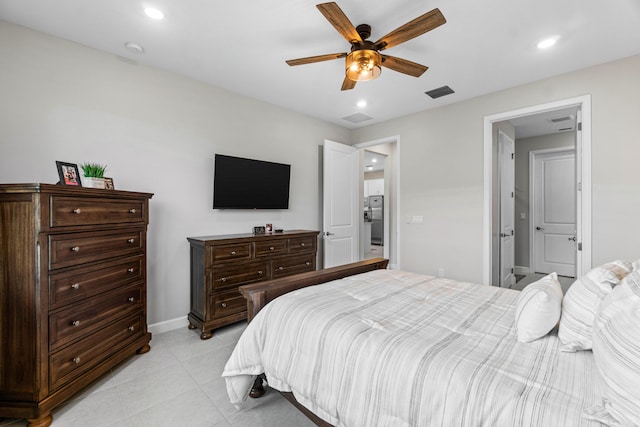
(368, 195, 383, 245)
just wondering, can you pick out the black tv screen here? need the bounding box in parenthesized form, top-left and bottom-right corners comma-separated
(213, 154, 291, 209)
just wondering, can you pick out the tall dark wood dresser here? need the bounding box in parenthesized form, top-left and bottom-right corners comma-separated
(0, 183, 153, 427)
(187, 230, 318, 339)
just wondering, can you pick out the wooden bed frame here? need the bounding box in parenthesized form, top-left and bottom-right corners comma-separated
(238, 257, 390, 426)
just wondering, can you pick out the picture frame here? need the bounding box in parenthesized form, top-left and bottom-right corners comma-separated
(104, 177, 115, 190)
(253, 226, 266, 235)
(56, 161, 82, 187)
(265, 223, 272, 233)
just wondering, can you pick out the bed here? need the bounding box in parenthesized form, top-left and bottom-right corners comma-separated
(222, 258, 635, 427)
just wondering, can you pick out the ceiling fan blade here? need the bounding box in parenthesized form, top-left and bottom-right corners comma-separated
(381, 55, 428, 77)
(286, 52, 347, 66)
(317, 2, 362, 44)
(374, 8, 446, 51)
(341, 76, 356, 91)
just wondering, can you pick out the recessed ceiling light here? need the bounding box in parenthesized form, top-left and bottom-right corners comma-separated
(537, 37, 557, 49)
(371, 158, 377, 163)
(144, 7, 164, 20)
(357, 100, 367, 108)
(124, 42, 145, 54)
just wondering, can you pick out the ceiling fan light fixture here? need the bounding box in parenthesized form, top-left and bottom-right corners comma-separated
(346, 49, 381, 82)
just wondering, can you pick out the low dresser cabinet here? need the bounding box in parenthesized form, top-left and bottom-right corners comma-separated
(187, 230, 318, 339)
(0, 183, 153, 427)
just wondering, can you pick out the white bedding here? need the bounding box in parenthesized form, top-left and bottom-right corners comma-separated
(223, 269, 602, 426)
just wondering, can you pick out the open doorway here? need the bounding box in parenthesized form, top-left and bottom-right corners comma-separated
(354, 136, 400, 269)
(483, 96, 592, 287)
(363, 150, 387, 260)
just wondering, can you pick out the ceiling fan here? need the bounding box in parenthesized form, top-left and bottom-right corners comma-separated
(285, 2, 446, 91)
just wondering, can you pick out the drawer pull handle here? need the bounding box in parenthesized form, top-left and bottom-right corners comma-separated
(306, 262, 311, 266)
(127, 268, 135, 273)
(230, 251, 236, 255)
(129, 326, 135, 332)
(72, 208, 82, 214)
(269, 246, 274, 251)
(73, 357, 81, 364)
(127, 238, 135, 244)
(258, 270, 263, 275)
(278, 266, 284, 271)
(128, 297, 135, 303)
(221, 302, 227, 308)
(71, 283, 80, 290)
(221, 277, 227, 282)
(129, 208, 137, 214)
(71, 246, 80, 252)
(72, 320, 80, 327)
(300, 243, 305, 247)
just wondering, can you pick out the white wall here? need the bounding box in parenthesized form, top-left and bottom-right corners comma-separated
(0, 22, 350, 326)
(352, 54, 640, 283)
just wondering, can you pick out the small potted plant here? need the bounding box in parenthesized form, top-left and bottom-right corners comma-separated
(81, 163, 107, 188)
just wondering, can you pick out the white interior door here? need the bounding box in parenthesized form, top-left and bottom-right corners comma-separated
(323, 140, 359, 268)
(532, 149, 576, 277)
(498, 131, 515, 287)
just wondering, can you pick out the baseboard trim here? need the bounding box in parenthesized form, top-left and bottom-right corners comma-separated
(514, 265, 531, 275)
(149, 316, 189, 335)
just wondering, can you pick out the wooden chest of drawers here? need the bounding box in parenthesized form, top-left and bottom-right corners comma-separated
(187, 230, 318, 339)
(0, 183, 153, 427)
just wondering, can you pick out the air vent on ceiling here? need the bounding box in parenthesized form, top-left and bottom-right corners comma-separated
(425, 85, 455, 99)
(342, 112, 373, 124)
(550, 115, 574, 123)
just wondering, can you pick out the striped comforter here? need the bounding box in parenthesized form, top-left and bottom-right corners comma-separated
(223, 269, 602, 427)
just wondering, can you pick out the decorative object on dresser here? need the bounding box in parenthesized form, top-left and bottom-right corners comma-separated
(0, 183, 153, 427)
(55, 161, 82, 186)
(80, 162, 108, 189)
(187, 230, 319, 340)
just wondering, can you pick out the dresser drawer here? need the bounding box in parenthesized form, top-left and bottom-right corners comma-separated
(50, 196, 144, 227)
(209, 261, 269, 292)
(209, 243, 251, 264)
(209, 290, 246, 319)
(49, 283, 143, 351)
(255, 240, 287, 257)
(49, 312, 144, 391)
(49, 256, 143, 309)
(49, 229, 144, 270)
(272, 254, 316, 278)
(288, 236, 316, 254)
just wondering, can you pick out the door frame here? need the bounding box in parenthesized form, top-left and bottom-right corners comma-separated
(354, 135, 401, 269)
(482, 95, 592, 285)
(529, 147, 576, 276)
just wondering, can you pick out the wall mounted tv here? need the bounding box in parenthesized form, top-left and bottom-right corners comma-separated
(213, 154, 291, 209)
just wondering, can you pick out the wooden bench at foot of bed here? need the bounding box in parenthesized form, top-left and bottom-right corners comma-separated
(239, 257, 390, 322)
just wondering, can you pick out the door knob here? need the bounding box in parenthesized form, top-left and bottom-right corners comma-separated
(568, 236, 576, 242)
(536, 226, 544, 231)
(324, 232, 335, 236)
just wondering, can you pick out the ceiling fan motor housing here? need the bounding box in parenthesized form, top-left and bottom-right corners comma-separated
(355, 24, 371, 40)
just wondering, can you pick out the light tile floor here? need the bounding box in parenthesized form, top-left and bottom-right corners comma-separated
(0, 323, 314, 427)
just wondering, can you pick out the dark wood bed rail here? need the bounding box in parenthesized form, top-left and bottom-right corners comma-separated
(239, 257, 389, 322)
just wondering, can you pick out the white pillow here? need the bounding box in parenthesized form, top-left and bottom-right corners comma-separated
(514, 273, 563, 343)
(589, 270, 640, 426)
(558, 260, 632, 352)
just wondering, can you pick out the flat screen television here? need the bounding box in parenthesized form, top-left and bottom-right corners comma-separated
(213, 154, 291, 209)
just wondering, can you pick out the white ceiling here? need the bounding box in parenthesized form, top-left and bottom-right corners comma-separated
(1, 0, 639, 129)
